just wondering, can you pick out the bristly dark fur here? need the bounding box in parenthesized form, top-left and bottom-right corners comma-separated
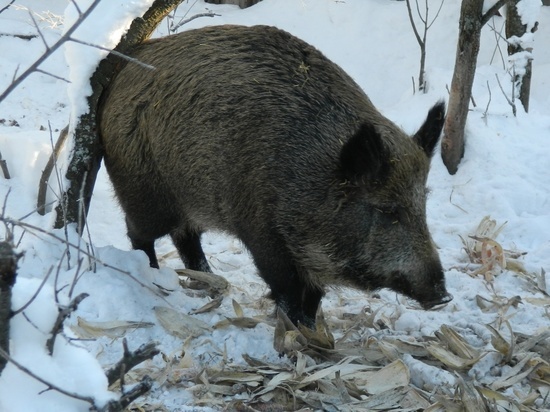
(99, 25, 452, 328)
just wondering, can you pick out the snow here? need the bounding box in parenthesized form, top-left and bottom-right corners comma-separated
(0, 0, 549, 411)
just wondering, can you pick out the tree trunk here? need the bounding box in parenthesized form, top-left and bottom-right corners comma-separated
(204, 0, 262, 8)
(0, 242, 19, 375)
(441, 0, 483, 175)
(506, 0, 534, 113)
(53, 0, 184, 231)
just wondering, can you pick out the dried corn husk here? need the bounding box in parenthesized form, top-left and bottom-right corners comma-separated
(154, 306, 211, 338)
(72, 317, 154, 338)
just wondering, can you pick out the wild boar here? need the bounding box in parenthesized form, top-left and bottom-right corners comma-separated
(99, 25, 453, 327)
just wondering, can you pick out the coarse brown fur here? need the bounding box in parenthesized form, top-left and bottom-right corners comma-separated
(99, 25, 452, 327)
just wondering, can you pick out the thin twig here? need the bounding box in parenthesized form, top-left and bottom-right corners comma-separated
(38, 124, 69, 215)
(481, 0, 506, 27)
(11, 266, 54, 317)
(483, 80, 492, 119)
(0, 0, 103, 103)
(106, 340, 160, 386)
(0, 0, 15, 15)
(170, 12, 220, 32)
(488, 19, 507, 69)
(0, 346, 96, 405)
(68, 258, 85, 300)
(495, 73, 516, 116)
(96, 376, 153, 412)
(27, 9, 49, 51)
(0, 150, 10, 179)
(46, 292, 89, 355)
(0, 216, 171, 302)
(35, 69, 71, 83)
(68, 38, 156, 70)
(427, 0, 445, 30)
(405, 0, 423, 47)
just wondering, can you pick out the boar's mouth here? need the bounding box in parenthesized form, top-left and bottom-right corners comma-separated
(420, 293, 453, 310)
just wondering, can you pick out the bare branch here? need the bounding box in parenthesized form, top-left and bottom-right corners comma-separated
(414, 0, 427, 25)
(0, 0, 15, 15)
(427, 0, 445, 30)
(106, 340, 160, 386)
(69, 0, 83, 16)
(405, 0, 423, 47)
(495, 73, 517, 116)
(483, 80, 492, 120)
(38, 125, 69, 215)
(96, 376, 154, 412)
(68, 37, 156, 70)
(46, 293, 89, 355)
(27, 9, 49, 51)
(170, 11, 220, 32)
(481, 0, 506, 26)
(34, 69, 70, 83)
(0, 216, 171, 302)
(11, 266, 53, 317)
(0, 151, 10, 179)
(0, 0, 103, 104)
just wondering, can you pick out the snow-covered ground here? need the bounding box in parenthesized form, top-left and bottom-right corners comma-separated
(0, 0, 549, 411)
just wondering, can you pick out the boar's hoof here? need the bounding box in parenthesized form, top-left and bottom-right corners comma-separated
(421, 293, 453, 310)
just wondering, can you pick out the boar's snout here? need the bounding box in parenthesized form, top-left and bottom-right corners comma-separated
(420, 292, 453, 310)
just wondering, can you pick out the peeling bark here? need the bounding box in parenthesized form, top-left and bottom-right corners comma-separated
(441, 0, 507, 175)
(53, 0, 184, 231)
(506, 0, 536, 113)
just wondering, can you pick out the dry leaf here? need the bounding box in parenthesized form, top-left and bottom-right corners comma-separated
(486, 324, 513, 361)
(154, 306, 211, 338)
(72, 317, 154, 338)
(436, 325, 482, 360)
(176, 268, 229, 293)
(456, 375, 488, 412)
(213, 317, 262, 329)
(232, 299, 244, 317)
(425, 342, 483, 370)
(189, 295, 223, 315)
(364, 360, 410, 394)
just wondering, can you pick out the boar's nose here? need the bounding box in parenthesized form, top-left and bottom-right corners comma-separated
(421, 293, 453, 310)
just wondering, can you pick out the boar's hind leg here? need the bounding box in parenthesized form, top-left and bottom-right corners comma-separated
(126, 219, 160, 269)
(170, 229, 212, 273)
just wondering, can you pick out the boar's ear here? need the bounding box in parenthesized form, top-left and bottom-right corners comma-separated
(413, 101, 446, 158)
(339, 123, 389, 185)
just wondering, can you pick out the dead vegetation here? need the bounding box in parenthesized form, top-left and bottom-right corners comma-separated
(70, 218, 550, 411)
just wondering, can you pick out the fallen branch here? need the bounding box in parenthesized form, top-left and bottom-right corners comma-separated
(96, 376, 154, 412)
(37, 125, 68, 215)
(106, 339, 160, 386)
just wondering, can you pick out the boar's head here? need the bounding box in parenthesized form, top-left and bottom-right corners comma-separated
(332, 101, 453, 309)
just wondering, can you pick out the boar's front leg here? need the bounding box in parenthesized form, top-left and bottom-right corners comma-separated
(270, 270, 324, 329)
(170, 228, 212, 273)
(251, 244, 324, 327)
